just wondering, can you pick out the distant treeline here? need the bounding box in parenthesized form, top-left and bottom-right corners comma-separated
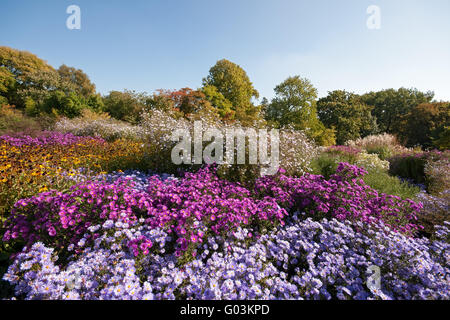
(0, 46, 448, 149)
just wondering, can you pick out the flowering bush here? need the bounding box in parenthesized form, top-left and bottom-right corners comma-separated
(0, 131, 105, 147)
(346, 133, 410, 159)
(0, 132, 150, 222)
(355, 152, 390, 172)
(3, 167, 287, 260)
(416, 190, 450, 238)
(424, 159, 450, 195)
(325, 145, 361, 160)
(3, 214, 449, 300)
(54, 115, 147, 142)
(139, 109, 317, 181)
(389, 150, 450, 194)
(254, 163, 423, 235)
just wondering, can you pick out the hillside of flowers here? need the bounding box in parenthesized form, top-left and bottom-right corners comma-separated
(0, 116, 449, 300)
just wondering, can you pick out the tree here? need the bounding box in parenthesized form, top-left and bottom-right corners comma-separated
(201, 85, 235, 120)
(317, 90, 378, 145)
(103, 90, 148, 123)
(154, 88, 217, 117)
(202, 59, 260, 124)
(361, 88, 434, 134)
(434, 126, 450, 151)
(266, 76, 336, 146)
(0, 46, 55, 107)
(399, 102, 450, 149)
(57, 64, 96, 97)
(0, 66, 15, 106)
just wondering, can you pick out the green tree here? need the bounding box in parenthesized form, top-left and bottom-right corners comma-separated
(361, 88, 434, 134)
(266, 76, 335, 146)
(201, 85, 235, 120)
(0, 46, 54, 107)
(399, 102, 450, 148)
(317, 90, 378, 144)
(57, 64, 96, 97)
(103, 90, 147, 123)
(202, 59, 260, 124)
(0, 66, 15, 106)
(434, 126, 450, 151)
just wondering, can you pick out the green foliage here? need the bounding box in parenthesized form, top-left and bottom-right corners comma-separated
(388, 151, 450, 195)
(388, 154, 427, 185)
(311, 148, 416, 198)
(361, 87, 434, 135)
(309, 153, 340, 179)
(43, 91, 86, 118)
(265, 76, 336, 146)
(434, 126, 450, 151)
(0, 95, 8, 107)
(399, 102, 450, 149)
(201, 85, 235, 120)
(366, 145, 392, 160)
(57, 64, 96, 97)
(202, 59, 261, 124)
(103, 90, 147, 123)
(0, 46, 55, 107)
(424, 159, 450, 195)
(0, 66, 16, 106)
(0, 105, 43, 135)
(363, 170, 421, 200)
(317, 90, 378, 145)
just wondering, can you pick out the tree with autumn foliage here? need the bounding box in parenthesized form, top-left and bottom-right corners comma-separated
(0, 46, 54, 107)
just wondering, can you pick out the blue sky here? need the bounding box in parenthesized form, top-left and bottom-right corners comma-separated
(1, 0, 449, 101)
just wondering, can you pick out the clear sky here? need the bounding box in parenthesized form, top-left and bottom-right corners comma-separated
(1, 0, 449, 101)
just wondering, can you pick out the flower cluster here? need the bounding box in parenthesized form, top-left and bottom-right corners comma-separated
(254, 163, 423, 235)
(0, 131, 105, 147)
(4, 214, 449, 300)
(3, 167, 286, 258)
(0, 131, 152, 220)
(355, 152, 390, 172)
(54, 117, 147, 142)
(345, 133, 410, 156)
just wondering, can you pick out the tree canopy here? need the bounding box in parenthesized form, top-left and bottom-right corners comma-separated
(265, 76, 335, 146)
(202, 59, 260, 124)
(361, 88, 434, 134)
(317, 90, 378, 145)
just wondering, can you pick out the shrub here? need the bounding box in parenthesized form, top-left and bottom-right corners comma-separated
(362, 170, 421, 200)
(312, 147, 388, 177)
(309, 153, 340, 179)
(389, 150, 449, 194)
(3, 167, 286, 259)
(355, 152, 390, 172)
(346, 133, 410, 157)
(3, 214, 448, 300)
(424, 159, 450, 195)
(0, 105, 43, 136)
(416, 190, 450, 239)
(139, 109, 318, 184)
(255, 163, 423, 235)
(54, 113, 147, 142)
